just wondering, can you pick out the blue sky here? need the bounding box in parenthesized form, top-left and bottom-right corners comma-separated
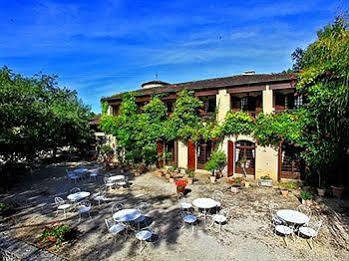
(0, 0, 346, 112)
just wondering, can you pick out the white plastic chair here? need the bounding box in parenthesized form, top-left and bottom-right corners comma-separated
(111, 203, 124, 214)
(297, 205, 312, 220)
(77, 200, 92, 221)
(179, 198, 193, 213)
(274, 224, 295, 246)
(210, 208, 230, 233)
(180, 210, 197, 234)
(93, 192, 108, 206)
(213, 190, 224, 209)
(89, 168, 100, 181)
(298, 219, 323, 249)
(55, 197, 71, 218)
(117, 176, 128, 188)
(66, 169, 78, 184)
(105, 218, 126, 242)
(104, 177, 116, 191)
(269, 202, 284, 226)
(70, 187, 81, 194)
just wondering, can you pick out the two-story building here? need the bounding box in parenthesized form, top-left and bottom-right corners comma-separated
(102, 72, 303, 182)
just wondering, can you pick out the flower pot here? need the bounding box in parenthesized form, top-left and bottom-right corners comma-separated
(176, 186, 186, 194)
(301, 199, 312, 206)
(317, 188, 326, 197)
(260, 179, 273, 187)
(281, 189, 289, 197)
(47, 236, 56, 243)
(165, 173, 171, 179)
(210, 176, 216, 183)
(187, 178, 193, 185)
(231, 187, 239, 193)
(169, 177, 175, 183)
(331, 185, 344, 199)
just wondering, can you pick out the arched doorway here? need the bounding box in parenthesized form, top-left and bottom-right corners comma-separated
(235, 140, 256, 175)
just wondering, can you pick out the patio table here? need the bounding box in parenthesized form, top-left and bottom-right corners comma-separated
(192, 198, 219, 209)
(108, 175, 125, 182)
(67, 191, 90, 202)
(113, 208, 142, 222)
(276, 209, 310, 225)
(74, 168, 88, 174)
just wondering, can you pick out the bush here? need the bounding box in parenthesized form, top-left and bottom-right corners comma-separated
(0, 201, 16, 217)
(300, 190, 312, 200)
(38, 224, 78, 247)
(204, 150, 227, 175)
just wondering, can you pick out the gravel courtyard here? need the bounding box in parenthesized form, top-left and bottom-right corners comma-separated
(1, 162, 349, 261)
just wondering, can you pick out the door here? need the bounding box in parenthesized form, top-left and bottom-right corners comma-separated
(157, 141, 164, 168)
(279, 143, 301, 179)
(235, 141, 255, 175)
(228, 141, 234, 176)
(187, 140, 196, 170)
(165, 140, 178, 167)
(197, 140, 214, 169)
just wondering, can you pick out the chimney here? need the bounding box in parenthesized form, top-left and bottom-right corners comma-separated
(243, 71, 256, 75)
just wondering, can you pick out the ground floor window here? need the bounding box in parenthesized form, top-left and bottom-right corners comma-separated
(235, 140, 255, 175)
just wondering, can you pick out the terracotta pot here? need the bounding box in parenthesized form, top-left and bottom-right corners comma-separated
(317, 188, 326, 197)
(187, 178, 193, 185)
(331, 185, 344, 199)
(281, 189, 289, 197)
(210, 176, 216, 183)
(169, 177, 175, 183)
(176, 186, 186, 193)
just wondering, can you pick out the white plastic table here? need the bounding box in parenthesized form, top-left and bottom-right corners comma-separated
(74, 168, 89, 175)
(192, 198, 219, 209)
(67, 191, 90, 202)
(108, 175, 125, 182)
(113, 209, 142, 222)
(276, 209, 310, 225)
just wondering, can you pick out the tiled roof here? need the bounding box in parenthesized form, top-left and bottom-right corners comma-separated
(102, 73, 295, 101)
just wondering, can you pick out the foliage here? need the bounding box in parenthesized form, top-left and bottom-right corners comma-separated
(221, 111, 254, 138)
(300, 190, 312, 200)
(167, 90, 203, 142)
(186, 169, 195, 178)
(101, 100, 108, 115)
(0, 201, 15, 217)
(279, 181, 299, 190)
(204, 150, 227, 175)
(260, 175, 271, 180)
(294, 17, 349, 182)
(100, 145, 113, 156)
(253, 111, 307, 147)
(39, 224, 78, 247)
(0, 67, 93, 169)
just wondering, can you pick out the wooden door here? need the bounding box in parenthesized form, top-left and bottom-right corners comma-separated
(279, 143, 301, 179)
(187, 140, 196, 170)
(157, 141, 164, 168)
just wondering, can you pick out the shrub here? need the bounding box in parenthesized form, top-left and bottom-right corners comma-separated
(0, 201, 15, 217)
(300, 190, 312, 200)
(204, 150, 227, 175)
(38, 224, 78, 247)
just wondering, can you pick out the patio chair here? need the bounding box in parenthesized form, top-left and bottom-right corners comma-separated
(77, 200, 92, 221)
(89, 168, 100, 181)
(66, 169, 79, 184)
(117, 176, 128, 188)
(105, 218, 126, 242)
(179, 198, 193, 213)
(104, 177, 116, 191)
(298, 219, 323, 249)
(213, 190, 224, 209)
(180, 210, 197, 234)
(297, 205, 312, 220)
(269, 203, 284, 226)
(92, 192, 108, 206)
(138, 201, 151, 212)
(274, 224, 295, 246)
(55, 197, 72, 218)
(70, 187, 81, 194)
(136, 227, 154, 252)
(210, 208, 230, 233)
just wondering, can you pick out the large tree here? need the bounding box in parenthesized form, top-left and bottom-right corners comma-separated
(0, 67, 93, 168)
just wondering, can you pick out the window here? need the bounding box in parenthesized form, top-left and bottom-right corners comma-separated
(294, 95, 303, 108)
(200, 96, 216, 114)
(240, 97, 249, 111)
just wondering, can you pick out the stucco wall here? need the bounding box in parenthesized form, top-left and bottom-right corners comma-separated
(177, 141, 188, 168)
(216, 89, 231, 123)
(255, 145, 278, 180)
(263, 85, 274, 114)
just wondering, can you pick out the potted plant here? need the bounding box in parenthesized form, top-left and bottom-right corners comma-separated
(331, 185, 344, 199)
(279, 183, 289, 197)
(300, 190, 312, 205)
(204, 150, 227, 183)
(186, 170, 195, 185)
(316, 170, 326, 196)
(230, 177, 243, 193)
(175, 179, 188, 194)
(259, 175, 273, 187)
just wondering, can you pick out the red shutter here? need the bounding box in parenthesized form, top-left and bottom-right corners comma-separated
(157, 141, 164, 168)
(228, 141, 234, 176)
(187, 140, 196, 170)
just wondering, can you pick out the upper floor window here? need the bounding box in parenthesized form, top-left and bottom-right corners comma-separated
(112, 104, 120, 115)
(275, 92, 302, 111)
(294, 95, 303, 108)
(199, 96, 216, 114)
(231, 95, 259, 112)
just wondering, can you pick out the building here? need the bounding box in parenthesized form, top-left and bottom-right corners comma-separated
(102, 72, 302, 181)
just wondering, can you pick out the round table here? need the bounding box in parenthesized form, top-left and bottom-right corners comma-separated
(74, 168, 88, 175)
(113, 209, 142, 222)
(108, 175, 125, 182)
(192, 198, 219, 209)
(276, 209, 310, 225)
(67, 191, 90, 202)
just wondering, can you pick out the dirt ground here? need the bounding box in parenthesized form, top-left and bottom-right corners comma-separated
(1, 161, 349, 261)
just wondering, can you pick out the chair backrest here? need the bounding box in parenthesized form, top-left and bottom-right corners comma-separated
(213, 190, 224, 200)
(138, 201, 150, 212)
(80, 200, 91, 208)
(104, 177, 110, 184)
(297, 205, 312, 218)
(55, 197, 64, 205)
(112, 203, 124, 213)
(70, 187, 81, 194)
(105, 218, 113, 230)
(268, 202, 279, 218)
